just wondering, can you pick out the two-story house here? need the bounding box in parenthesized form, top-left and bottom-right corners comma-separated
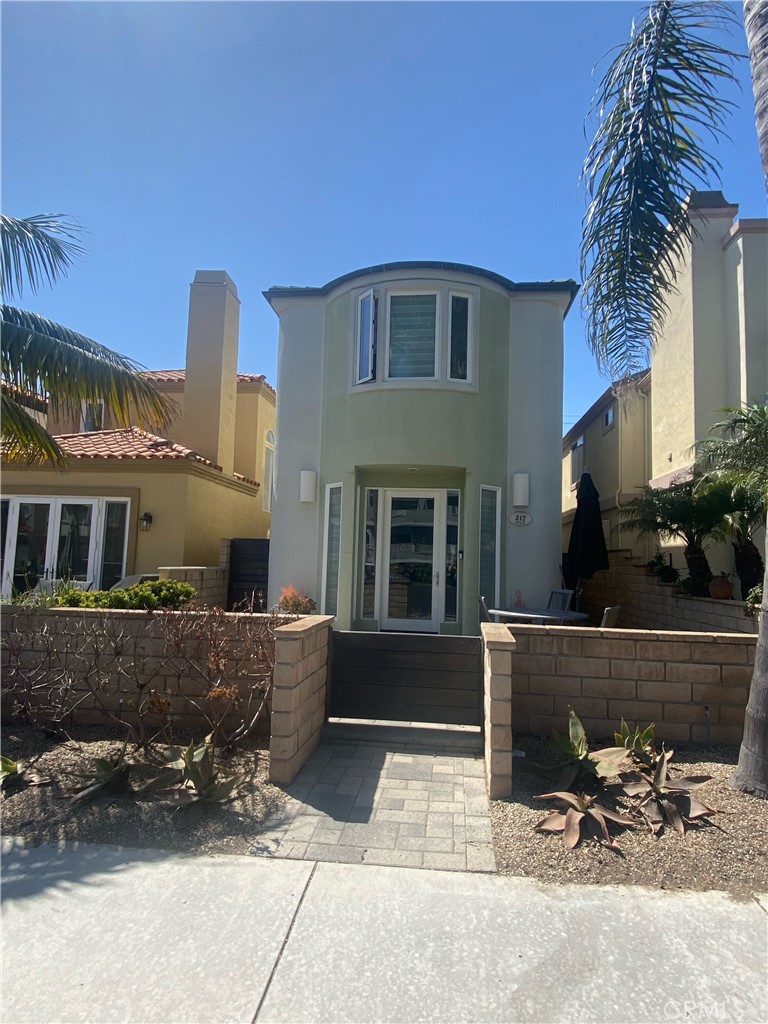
(1, 271, 275, 595)
(265, 261, 578, 633)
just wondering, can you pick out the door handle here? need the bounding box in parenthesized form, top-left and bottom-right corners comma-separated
(435, 570, 439, 586)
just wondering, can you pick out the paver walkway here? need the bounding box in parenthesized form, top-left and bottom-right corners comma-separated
(251, 736, 496, 872)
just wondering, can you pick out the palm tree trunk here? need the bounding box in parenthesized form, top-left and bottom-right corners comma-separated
(744, 0, 768, 188)
(732, 538, 765, 598)
(732, 2, 768, 797)
(731, 512, 768, 797)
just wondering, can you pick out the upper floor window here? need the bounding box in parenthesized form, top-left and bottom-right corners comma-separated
(387, 293, 438, 379)
(570, 435, 584, 485)
(449, 294, 469, 382)
(81, 400, 104, 432)
(603, 404, 615, 430)
(356, 290, 376, 384)
(354, 284, 475, 388)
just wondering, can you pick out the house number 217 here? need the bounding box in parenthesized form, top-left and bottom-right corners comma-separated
(509, 512, 533, 526)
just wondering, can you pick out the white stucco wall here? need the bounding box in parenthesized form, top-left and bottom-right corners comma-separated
(267, 300, 326, 607)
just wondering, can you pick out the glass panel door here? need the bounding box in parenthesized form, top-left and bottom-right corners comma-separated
(55, 502, 98, 582)
(382, 490, 445, 632)
(8, 500, 52, 596)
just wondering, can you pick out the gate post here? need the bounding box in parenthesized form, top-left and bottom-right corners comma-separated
(269, 614, 334, 784)
(481, 623, 516, 799)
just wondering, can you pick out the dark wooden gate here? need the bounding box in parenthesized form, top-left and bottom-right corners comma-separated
(328, 632, 482, 727)
(227, 538, 269, 611)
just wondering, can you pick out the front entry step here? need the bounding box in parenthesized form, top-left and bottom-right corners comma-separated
(323, 719, 483, 756)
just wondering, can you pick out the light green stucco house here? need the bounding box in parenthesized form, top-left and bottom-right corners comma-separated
(265, 262, 578, 633)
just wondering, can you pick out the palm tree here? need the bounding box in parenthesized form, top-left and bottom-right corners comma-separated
(619, 480, 733, 589)
(1, 214, 175, 466)
(582, 0, 768, 797)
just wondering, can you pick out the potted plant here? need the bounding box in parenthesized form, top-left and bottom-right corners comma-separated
(708, 572, 734, 600)
(656, 563, 680, 584)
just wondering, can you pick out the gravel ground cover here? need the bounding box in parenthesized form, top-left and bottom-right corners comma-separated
(4, 726, 767, 900)
(490, 735, 768, 900)
(1, 726, 286, 857)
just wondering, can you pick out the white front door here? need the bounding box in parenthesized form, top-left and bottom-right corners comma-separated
(1, 498, 101, 597)
(381, 489, 446, 632)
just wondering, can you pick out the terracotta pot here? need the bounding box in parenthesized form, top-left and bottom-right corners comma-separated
(708, 575, 733, 600)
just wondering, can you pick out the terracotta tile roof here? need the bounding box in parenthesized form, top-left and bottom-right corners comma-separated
(142, 369, 275, 395)
(54, 427, 221, 468)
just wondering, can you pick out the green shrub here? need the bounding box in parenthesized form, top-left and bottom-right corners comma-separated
(54, 579, 196, 610)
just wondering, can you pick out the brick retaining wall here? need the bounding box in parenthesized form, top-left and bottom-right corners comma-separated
(1, 606, 282, 735)
(481, 622, 757, 785)
(582, 550, 757, 634)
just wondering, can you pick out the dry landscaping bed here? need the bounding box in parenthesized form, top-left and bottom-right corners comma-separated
(1, 725, 286, 857)
(3, 726, 767, 902)
(490, 735, 768, 900)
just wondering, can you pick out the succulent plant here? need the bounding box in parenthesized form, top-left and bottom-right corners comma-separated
(149, 738, 246, 805)
(534, 790, 638, 851)
(548, 709, 628, 790)
(614, 719, 660, 769)
(613, 750, 715, 835)
(0, 755, 51, 793)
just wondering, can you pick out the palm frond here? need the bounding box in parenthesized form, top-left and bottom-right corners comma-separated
(1, 391, 66, 467)
(581, 0, 741, 380)
(1, 214, 84, 301)
(695, 403, 768, 499)
(1, 305, 177, 433)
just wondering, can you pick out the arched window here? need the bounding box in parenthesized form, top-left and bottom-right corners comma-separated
(263, 430, 275, 512)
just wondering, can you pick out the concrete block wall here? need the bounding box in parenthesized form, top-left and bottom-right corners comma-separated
(484, 624, 756, 750)
(482, 623, 516, 799)
(1, 606, 279, 735)
(583, 551, 758, 634)
(159, 565, 228, 609)
(269, 615, 334, 785)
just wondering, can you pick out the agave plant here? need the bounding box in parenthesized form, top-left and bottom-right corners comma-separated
(614, 719, 658, 769)
(149, 738, 246, 806)
(68, 751, 131, 804)
(535, 791, 637, 851)
(0, 755, 51, 793)
(614, 750, 715, 836)
(548, 709, 628, 790)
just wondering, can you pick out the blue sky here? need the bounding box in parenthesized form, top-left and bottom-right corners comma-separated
(2, 0, 764, 430)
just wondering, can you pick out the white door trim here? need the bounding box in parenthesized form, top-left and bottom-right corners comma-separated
(380, 488, 446, 633)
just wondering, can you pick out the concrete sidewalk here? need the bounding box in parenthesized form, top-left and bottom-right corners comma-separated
(2, 836, 766, 1024)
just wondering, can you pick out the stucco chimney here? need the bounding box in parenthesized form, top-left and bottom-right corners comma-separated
(182, 270, 240, 475)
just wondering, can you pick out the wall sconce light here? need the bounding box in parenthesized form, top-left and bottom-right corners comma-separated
(299, 470, 317, 503)
(139, 512, 153, 532)
(511, 473, 530, 507)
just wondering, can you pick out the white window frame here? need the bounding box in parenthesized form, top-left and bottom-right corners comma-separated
(263, 430, 275, 512)
(80, 399, 104, 432)
(447, 292, 473, 384)
(100, 499, 131, 589)
(384, 289, 440, 382)
(355, 289, 376, 384)
(570, 435, 585, 487)
(479, 485, 501, 608)
(321, 483, 343, 616)
(603, 404, 615, 431)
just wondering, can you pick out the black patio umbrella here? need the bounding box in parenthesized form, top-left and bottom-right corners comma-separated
(564, 472, 609, 593)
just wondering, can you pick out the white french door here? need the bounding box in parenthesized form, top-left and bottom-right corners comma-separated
(1, 498, 101, 597)
(381, 489, 447, 632)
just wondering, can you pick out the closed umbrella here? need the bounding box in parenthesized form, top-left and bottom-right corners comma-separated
(564, 472, 609, 595)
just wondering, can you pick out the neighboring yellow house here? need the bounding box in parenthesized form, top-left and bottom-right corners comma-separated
(562, 191, 767, 584)
(1, 271, 276, 595)
(561, 370, 651, 559)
